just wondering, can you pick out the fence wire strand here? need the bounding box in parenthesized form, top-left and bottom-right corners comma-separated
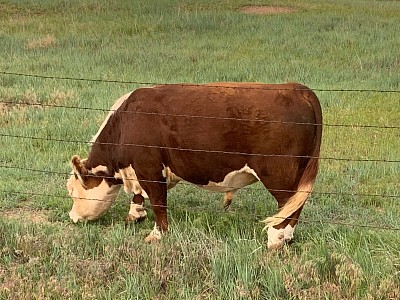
(1, 100, 400, 130)
(1, 164, 399, 200)
(1, 189, 399, 232)
(1, 132, 399, 163)
(2, 70, 400, 93)
(1, 70, 399, 233)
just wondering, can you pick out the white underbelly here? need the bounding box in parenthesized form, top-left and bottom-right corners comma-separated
(198, 165, 260, 192)
(117, 164, 259, 196)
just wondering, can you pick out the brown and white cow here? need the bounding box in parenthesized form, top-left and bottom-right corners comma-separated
(66, 82, 322, 249)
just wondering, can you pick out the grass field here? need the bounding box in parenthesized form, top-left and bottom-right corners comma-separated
(0, 0, 399, 299)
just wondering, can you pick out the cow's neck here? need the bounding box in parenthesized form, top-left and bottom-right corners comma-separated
(86, 113, 119, 174)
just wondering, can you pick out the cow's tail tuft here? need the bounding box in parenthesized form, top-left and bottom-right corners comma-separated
(262, 86, 322, 229)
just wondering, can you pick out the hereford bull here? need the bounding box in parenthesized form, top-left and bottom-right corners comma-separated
(66, 82, 322, 249)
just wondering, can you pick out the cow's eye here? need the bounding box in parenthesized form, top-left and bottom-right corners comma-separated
(74, 173, 78, 179)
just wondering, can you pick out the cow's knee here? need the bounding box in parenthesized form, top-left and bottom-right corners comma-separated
(126, 202, 147, 223)
(267, 225, 295, 249)
(144, 223, 163, 243)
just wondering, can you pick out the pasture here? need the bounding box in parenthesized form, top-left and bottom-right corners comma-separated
(0, 0, 399, 299)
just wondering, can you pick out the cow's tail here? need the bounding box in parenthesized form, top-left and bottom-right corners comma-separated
(262, 86, 322, 229)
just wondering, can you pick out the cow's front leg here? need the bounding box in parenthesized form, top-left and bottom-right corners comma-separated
(125, 194, 147, 223)
(144, 203, 168, 243)
(222, 190, 235, 210)
(142, 181, 168, 243)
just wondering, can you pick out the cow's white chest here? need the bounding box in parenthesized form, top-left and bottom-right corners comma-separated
(117, 165, 181, 198)
(199, 165, 260, 192)
(116, 166, 149, 198)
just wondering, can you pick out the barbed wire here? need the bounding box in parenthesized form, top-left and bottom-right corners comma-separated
(1, 71, 399, 131)
(1, 164, 399, 200)
(2, 70, 400, 93)
(1, 189, 399, 232)
(1, 70, 399, 233)
(1, 100, 400, 130)
(1, 133, 399, 163)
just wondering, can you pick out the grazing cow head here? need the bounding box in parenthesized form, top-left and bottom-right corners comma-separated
(66, 155, 121, 222)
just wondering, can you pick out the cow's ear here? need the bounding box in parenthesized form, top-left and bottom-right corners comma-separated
(71, 155, 88, 176)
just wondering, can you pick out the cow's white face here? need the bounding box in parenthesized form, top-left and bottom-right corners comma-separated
(66, 157, 121, 222)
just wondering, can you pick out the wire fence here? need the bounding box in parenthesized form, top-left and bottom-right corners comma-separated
(1, 133, 399, 163)
(1, 70, 399, 232)
(1, 164, 399, 200)
(2, 70, 400, 93)
(1, 100, 400, 130)
(1, 189, 399, 232)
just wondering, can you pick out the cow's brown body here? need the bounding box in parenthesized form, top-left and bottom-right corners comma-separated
(68, 82, 322, 248)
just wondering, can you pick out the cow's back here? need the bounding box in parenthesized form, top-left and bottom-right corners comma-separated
(116, 83, 319, 187)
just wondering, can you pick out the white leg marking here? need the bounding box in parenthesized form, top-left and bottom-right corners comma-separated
(126, 202, 147, 223)
(284, 224, 295, 242)
(144, 223, 162, 243)
(267, 225, 296, 249)
(267, 227, 286, 249)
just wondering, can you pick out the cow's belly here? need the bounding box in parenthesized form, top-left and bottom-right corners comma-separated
(118, 164, 259, 196)
(197, 165, 260, 192)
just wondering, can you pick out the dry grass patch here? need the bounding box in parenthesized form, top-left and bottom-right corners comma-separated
(48, 89, 75, 105)
(0, 102, 11, 114)
(26, 34, 56, 50)
(0, 89, 43, 126)
(240, 6, 296, 15)
(281, 252, 400, 300)
(0, 207, 50, 224)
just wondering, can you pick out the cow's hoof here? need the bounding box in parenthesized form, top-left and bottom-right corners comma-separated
(267, 232, 285, 250)
(267, 226, 295, 250)
(144, 234, 161, 244)
(125, 214, 146, 224)
(223, 199, 232, 211)
(126, 203, 147, 224)
(144, 225, 162, 243)
(267, 241, 285, 250)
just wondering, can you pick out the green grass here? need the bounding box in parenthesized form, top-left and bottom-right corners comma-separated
(1, 0, 399, 299)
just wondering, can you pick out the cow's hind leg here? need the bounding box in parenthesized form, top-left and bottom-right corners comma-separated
(125, 194, 147, 224)
(267, 206, 304, 249)
(264, 189, 303, 249)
